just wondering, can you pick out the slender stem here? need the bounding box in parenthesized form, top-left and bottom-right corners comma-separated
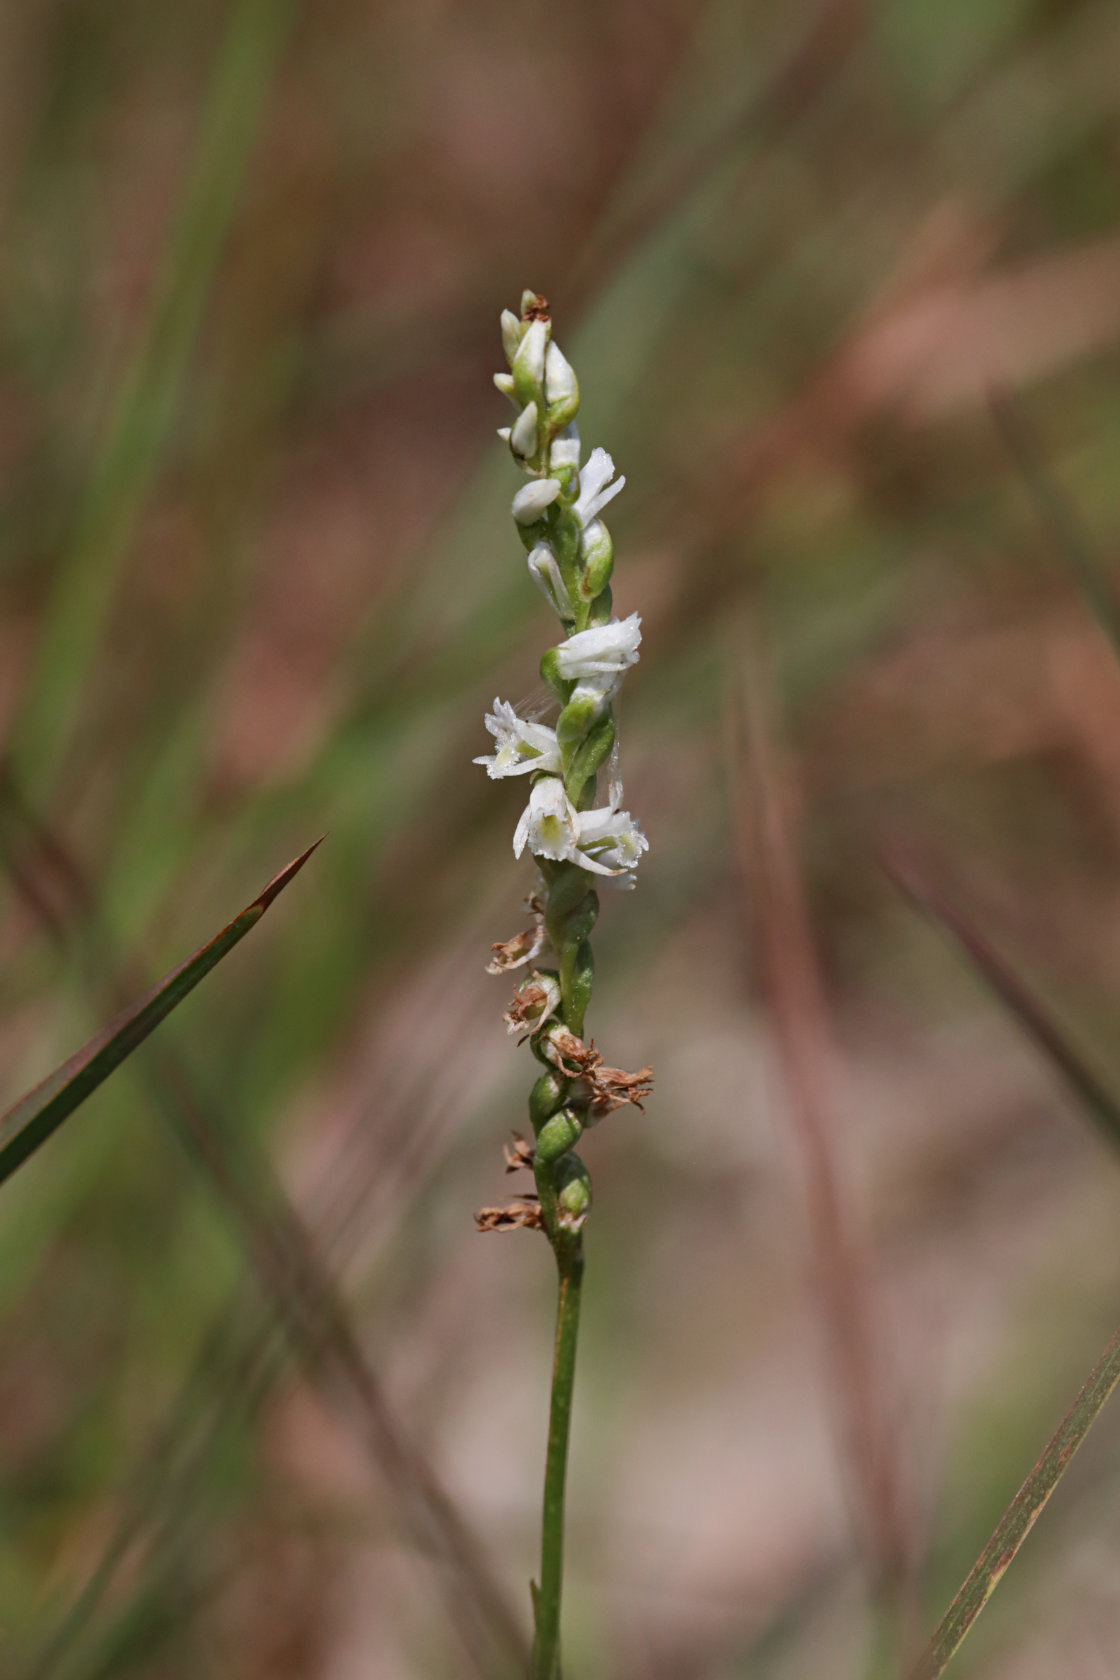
(532, 1241, 585, 1680)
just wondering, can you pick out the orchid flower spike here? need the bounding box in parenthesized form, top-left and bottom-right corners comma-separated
(475, 290, 652, 1676)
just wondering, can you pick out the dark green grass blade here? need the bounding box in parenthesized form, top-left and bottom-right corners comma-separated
(0, 839, 321, 1187)
(908, 1321, 1120, 1680)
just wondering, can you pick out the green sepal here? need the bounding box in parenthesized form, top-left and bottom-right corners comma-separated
(566, 940, 595, 1032)
(578, 521, 614, 601)
(556, 692, 600, 751)
(530, 1069, 568, 1128)
(540, 647, 572, 703)
(547, 384, 580, 432)
(565, 712, 615, 797)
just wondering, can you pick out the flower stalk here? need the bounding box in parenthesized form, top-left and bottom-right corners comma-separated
(475, 292, 651, 1679)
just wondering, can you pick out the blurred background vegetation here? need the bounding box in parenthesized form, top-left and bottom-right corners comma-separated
(4, 0, 1120, 1674)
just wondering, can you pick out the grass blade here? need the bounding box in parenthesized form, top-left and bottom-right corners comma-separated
(0, 839, 321, 1187)
(908, 1321, 1120, 1680)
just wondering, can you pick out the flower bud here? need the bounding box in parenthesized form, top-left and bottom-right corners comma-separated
(527, 543, 575, 621)
(512, 478, 561, 525)
(512, 319, 549, 405)
(493, 371, 517, 403)
(545, 342, 580, 428)
(510, 400, 539, 460)
(501, 309, 525, 366)
(555, 1154, 592, 1231)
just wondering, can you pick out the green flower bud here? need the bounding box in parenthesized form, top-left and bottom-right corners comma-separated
(555, 1154, 592, 1231)
(530, 1069, 568, 1127)
(578, 521, 614, 601)
(537, 1107, 584, 1163)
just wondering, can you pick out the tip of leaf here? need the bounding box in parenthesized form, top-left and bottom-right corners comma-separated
(252, 835, 326, 914)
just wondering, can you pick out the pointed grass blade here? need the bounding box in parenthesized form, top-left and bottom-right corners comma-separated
(909, 1320, 1120, 1680)
(0, 839, 321, 1189)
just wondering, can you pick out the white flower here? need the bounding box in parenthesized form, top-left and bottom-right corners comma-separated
(513, 777, 580, 862)
(573, 447, 625, 527)
(512, 478, 561, 524)
(550, 423, 580, 474)
(552, 613, 641, 684)
(475, 700, 561, 779)
(575, 805, 648, 877)
(527, 543, 574, 620)
(512, 777, 648, 878)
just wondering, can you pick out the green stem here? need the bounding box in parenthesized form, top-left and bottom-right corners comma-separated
(532, 1240, 585, 1680)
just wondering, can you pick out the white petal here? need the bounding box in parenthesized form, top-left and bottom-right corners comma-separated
(553, 613, 642, 679)
(510, 401, 538, 458)
(512, 479, 561, 524)
(527, 544, 574, 619)
(501, 309, 524, 365)
(545, 341, 578, 406)
(574, 447, 625, 526)
(513, 319, 548, 387)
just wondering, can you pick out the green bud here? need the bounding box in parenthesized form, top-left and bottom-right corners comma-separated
(530, 1069, 568, 1127)
(555, 1154, 592, 1230)
(537, 1107, 584, 1163)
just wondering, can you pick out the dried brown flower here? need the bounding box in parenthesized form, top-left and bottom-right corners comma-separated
(504, 1132, 535, 1173)
(475, 1196, 543, 1233)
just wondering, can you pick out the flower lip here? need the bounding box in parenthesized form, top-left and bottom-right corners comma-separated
(513, 776, 579, 862)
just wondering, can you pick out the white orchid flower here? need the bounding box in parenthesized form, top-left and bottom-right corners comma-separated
(512, 777, 648, 878)
(513, 777, 580, 862)
(475, 700, 562, 779)
(575, 805, 648, 877)
(552, 613, 642, 684)
(573, 447, 625, 528)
